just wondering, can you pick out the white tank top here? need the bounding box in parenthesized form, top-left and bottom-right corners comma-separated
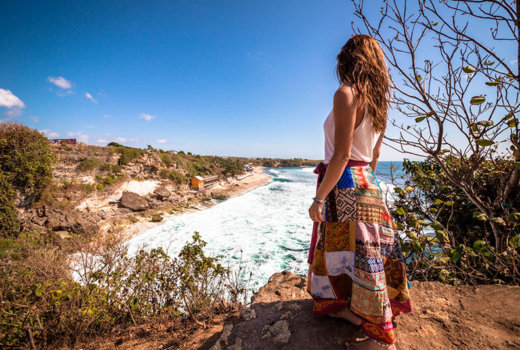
(323, 105, 380, 164)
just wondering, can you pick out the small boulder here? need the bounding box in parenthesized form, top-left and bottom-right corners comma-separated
(119, 191, 149, 211)
(154, 186, 171, 200)
(151, 214, 163, 222)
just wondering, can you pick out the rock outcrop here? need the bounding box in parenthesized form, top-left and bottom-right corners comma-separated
(19, 205, 99, 236)
(208, 271, 520, 350)
(153, 186, 171, 200)
(119, 191, 149, 211)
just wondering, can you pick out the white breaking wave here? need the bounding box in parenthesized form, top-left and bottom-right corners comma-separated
(126, 167, 397, 293)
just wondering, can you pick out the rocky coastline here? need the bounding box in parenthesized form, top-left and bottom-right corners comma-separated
(19, 143, 273, 242)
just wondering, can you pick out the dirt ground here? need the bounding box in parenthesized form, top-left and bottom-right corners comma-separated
(75, 273, 520, 350)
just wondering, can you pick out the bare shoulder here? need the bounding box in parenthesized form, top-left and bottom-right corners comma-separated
(333, 85, 356, 107)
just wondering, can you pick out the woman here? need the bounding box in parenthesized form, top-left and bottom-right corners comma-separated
(307, 35, 412, 350)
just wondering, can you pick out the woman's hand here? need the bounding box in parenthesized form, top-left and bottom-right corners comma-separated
(308, 201, 325, 222)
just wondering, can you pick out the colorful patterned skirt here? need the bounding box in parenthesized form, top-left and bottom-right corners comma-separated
(307, 162, 412, 345)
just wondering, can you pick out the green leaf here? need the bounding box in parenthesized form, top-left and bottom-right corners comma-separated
(432, 22, 438, 26)
(444, 201, 454, 206)
(490, 217, 506, 226)
(475, 139, 494, 146)
(434, 198, 444, 205)
(477, 120, 494, 127)
(435, 230, 449, 243)
(451, 249, 462, 263)
(470, 96, 486, 105)
(396, 207, 407, 215)
(394, 187, 405, 194)
(416, 74, 422, 81)
(472, 240, 486, 250)
(462, 65, 476, 73)
(508, 212, 520, 221)
(483, 60, 495, 66)
(404, 186, 414, 193)
(507, 118, 517, 128)
(485, 80, 500, 86)
(510, 236, 520, 249)
(415, 116, 426, 122)
(473, 211, 488, 221)
(431, 221, 443, 230)
(504, 113, 514, 120)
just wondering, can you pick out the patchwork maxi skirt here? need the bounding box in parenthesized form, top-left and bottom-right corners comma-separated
(306, 162, 412, 345)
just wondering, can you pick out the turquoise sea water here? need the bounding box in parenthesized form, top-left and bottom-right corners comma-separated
(126, 162, 404, 292)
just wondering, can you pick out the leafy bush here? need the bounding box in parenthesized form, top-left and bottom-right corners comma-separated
(116, 147, 144, 165)
(111, 164, 121, 174)
(169, 170, 188, 184)
(0, 173, 20, 237)
(0, 232, 246, 348)
(160, 152, 173, 166)
(393, 158, 520, 285)
(159, 168, 170, 179)
(0, 123, 55, 206)
(76, 157, 99, 171)
(99, 162, 111, 172)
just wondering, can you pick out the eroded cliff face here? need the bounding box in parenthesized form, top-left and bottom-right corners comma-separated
(208, 271, 520, 350)
(18, 144, 258, 238)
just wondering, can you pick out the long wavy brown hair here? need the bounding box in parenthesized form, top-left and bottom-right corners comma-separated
(336, 34, 391, 133)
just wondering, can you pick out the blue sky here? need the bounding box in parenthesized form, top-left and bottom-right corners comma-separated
(0, 1, 515, 160)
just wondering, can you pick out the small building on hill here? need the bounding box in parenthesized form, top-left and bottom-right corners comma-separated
(191, 175, 219, 190)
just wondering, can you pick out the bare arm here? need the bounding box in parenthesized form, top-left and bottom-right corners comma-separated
(315, 87, 357, 200)
(308, 87, 358, 222)
(370, 133, 384, 171)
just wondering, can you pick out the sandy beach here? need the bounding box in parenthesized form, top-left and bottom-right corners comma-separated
(115, 166, 273, 240)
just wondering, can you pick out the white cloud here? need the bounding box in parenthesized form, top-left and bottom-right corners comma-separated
(31, 116, 39, 122)
(85, 92, 97, 103)
(66, 131, 89, 143)
(96, 138, 108, 144)
(0, 89, 25, 109)
(114, 136, 139, 143)
(47, 76, 72, 89)
(157, 139, 168, 144)
(40, 129, 60, 138)
(139, 113, 156, 122)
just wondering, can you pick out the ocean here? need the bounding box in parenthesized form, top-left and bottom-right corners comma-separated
(126, 161, 405, 292)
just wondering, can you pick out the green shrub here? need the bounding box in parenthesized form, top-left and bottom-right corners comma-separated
(160, 153, 173, 166)
(159, 168, 170, 179)
(76, 157, 99, 171)
(393, 157, 520, 285)
(99, 162, 111, 172)
(117, 147, 144, 165)
(111, 164, 121, 174)
(107, 142, 122, 147)
(0, 173, 20, 237)
(0, 123, 55, 205)
(169, 170, 188, 184)
(0, 232, 246, 348)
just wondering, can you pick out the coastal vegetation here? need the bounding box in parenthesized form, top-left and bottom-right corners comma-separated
(392, 158, 520, 285)
(0, 123, 316, 348)
(0, 230, 246, 348)
(353, 1, 520, 284)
